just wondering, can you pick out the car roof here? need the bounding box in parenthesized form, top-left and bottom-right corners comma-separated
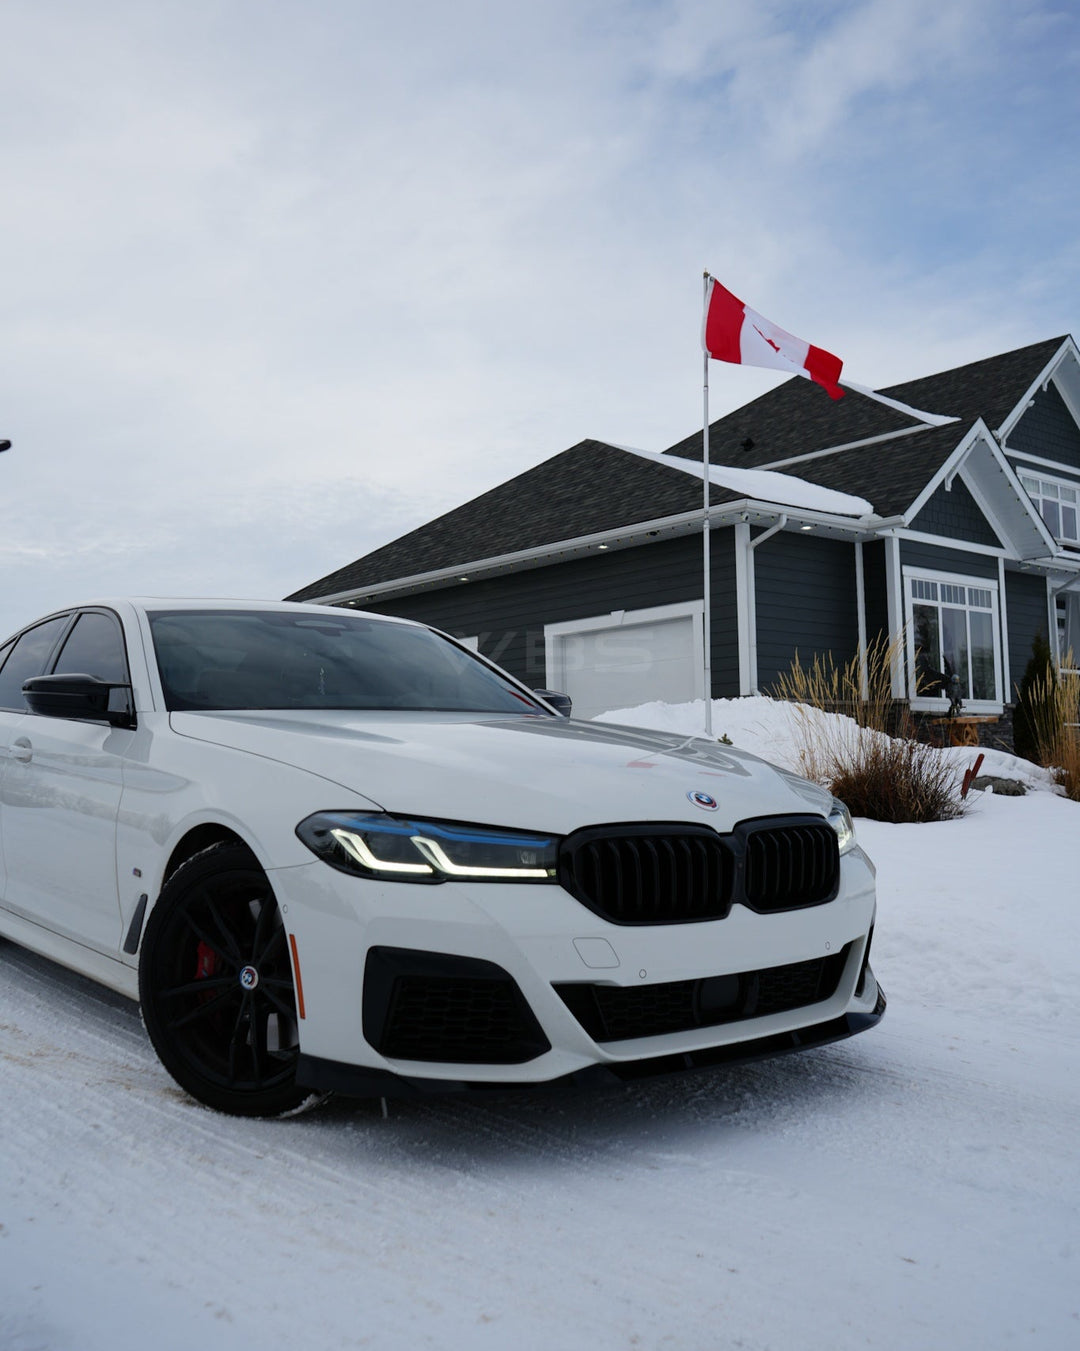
(3, 598, 423, 644)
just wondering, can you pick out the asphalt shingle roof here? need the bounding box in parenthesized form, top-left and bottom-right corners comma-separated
(287, 441, 735, 601)
(662, 336, 1066, 469)
(288, 337, 1069, 601)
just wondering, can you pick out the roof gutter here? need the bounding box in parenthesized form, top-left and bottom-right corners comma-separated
(304, 500, 882, 606)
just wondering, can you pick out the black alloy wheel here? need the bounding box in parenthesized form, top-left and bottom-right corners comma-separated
(138, 842, 315, 1117)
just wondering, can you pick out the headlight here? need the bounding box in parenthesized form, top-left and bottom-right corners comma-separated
(296, 812, 560, 883)
(828, 799, 856, 855)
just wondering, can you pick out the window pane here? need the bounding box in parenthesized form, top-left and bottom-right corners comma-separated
(913, 604, 943, 694)
(1061, 485, 1077, 502)
(1042, 499, 1062, 535)
(969, 611, 996, 700)
(53, 612, 129, 684)
(0, 616, 71, 711)
(967, 588, 992, 608)
(1062, 505, 1078, 541)
(912, 579, 938, 601)
(1021, 475, 1039, 494)
(941, 608, 969, 698)
(941, 583, 966, 605)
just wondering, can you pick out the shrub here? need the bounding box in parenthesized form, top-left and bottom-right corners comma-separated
(1012, 632, 1055, 764)
(1026, 661, 1080, 800)
(772, 636, 965, 824)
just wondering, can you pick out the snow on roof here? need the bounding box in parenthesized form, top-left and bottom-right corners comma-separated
(616, 445, 875, 518)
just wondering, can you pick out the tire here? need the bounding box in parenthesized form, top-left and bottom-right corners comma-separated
(138, 843, 314, 1117)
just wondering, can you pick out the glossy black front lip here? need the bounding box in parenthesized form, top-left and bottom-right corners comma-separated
(296, 984, 886, 1100)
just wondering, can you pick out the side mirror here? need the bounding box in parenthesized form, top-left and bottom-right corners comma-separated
(23, 673, 136, 729)
(533, 689, 572, 717)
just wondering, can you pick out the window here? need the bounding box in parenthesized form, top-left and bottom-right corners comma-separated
(1020, 473, 1080, 544)
(905, 572, 1001, 707)
(52, 611, 129, 685)
(0, 615, 72, 711)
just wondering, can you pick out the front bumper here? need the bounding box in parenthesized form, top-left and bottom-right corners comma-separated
(296, 986, 886, 1098)
(272, 845, 881, 1098)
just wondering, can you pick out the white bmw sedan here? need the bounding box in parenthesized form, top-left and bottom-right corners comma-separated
(0, 598, 883, 1115)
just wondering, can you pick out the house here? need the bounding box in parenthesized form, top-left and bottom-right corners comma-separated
(287, 336, 1080, 738)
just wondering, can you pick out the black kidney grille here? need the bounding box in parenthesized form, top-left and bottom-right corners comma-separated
(744, 822, 840, 910)
(558, 828, 736, 924)
(554, 946, 850, 1043)
(558, 816, 840, 924)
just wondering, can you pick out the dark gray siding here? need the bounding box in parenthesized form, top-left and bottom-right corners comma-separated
(861, 540, 889, 646)
(1009, 385, 1080, 470)
(900, 541, 998, 580)
(351, 530, 742, 698)
(1004, 571, 1049, 697)
(753, 533, 859, 689)
(909, 479, 1002, 546)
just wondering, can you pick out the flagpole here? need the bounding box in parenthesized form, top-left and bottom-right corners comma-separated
(702, 271, 713, 737)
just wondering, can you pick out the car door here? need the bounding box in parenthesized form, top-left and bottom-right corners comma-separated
(0, 615, 73, 908)
(0, 633, 18, 898)
(0, 609, 133, 953)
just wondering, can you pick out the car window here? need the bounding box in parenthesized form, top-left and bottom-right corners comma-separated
(147, 609, 548, 714)
(0, 616, 72, 711)
(0, 639, 14, 674)
(52, 611, 130, 684)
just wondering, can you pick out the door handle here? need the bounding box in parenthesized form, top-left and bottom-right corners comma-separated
(11, 737, 32, 763)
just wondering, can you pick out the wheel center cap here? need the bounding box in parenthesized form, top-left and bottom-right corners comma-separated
(239, 965, 260, 991)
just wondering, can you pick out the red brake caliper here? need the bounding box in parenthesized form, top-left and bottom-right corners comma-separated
(195, 941, 218, 984)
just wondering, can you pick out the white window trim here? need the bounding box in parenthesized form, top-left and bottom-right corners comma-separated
(544, 600, 705, 700)
(903, 565, 1004, 713)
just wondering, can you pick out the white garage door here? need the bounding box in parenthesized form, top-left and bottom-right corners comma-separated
(545, 602, 704, 719)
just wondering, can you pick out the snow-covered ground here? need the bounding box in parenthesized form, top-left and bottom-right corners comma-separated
(2, 698, 1078, 1350)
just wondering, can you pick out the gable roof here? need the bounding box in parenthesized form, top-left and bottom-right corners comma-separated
(288, 336, 1075, 603)
(662, 336, 1068, 470)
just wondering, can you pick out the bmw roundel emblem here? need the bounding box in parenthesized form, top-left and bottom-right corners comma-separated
(688, 790, 718, 811)
(239, 965, 260, 991)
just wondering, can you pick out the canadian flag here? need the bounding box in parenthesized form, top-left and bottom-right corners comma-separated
(702, 277, 844, 398)
(701, 275, 957, 426)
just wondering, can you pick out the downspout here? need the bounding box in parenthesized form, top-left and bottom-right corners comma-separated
(745, 514, 788, 694)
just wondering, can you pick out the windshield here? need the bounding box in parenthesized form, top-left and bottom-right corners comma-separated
(148, 609, 547, 714)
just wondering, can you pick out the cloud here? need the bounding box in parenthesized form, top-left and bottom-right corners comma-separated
(0, 0, 1076, 638)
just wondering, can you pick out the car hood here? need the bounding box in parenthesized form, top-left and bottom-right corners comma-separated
(168, 710, 831, 834)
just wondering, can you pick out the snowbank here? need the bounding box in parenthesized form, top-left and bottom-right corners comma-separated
(594, 694, 1058, 793)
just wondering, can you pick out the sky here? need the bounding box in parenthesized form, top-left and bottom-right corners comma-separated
(1, 0, 1078, 638)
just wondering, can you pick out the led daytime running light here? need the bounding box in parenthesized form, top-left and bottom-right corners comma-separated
(330, 827, 434, 876)
(411, 837, 551, 879)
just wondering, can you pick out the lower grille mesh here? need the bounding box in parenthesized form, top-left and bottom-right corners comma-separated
(554, 945, 851, 1043)
(364, 947, 550, 1064)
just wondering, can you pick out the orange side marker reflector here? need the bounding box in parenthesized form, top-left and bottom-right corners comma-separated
(288, 933, 307, 1020)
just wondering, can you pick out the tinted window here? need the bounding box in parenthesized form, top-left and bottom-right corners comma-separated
(148, 609, 547, 714)
(0, 616, 72, 711)
(52, 611, 129, 684)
